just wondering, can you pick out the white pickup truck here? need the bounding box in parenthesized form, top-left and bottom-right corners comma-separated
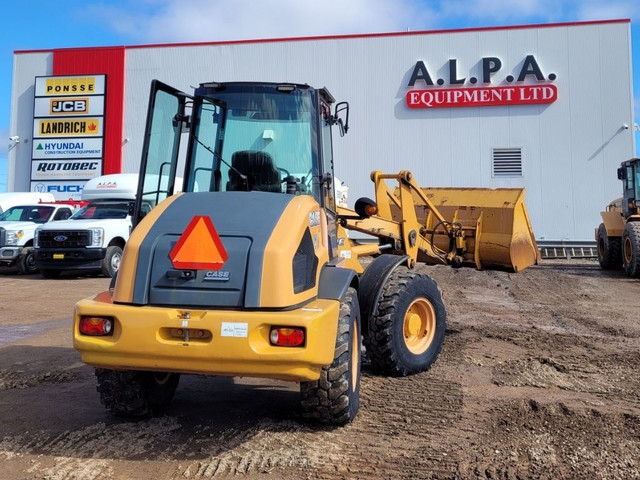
(0, 203, 76, 274)
(34, 174, 149, 278)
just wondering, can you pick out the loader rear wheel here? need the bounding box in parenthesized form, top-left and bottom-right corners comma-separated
(95, 368, 180, 417)
(300, 287, 361, 425)
(596, 223, 621, 270)
(622, 222, 640, 277)
(365, 267, 446, 376)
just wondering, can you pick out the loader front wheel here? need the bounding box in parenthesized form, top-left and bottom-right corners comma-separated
(365, 267, 446, 376)
(622, 222, 640, 277)
(596, 223, 621, 269)
(95, 368, 180, 417)
(300, 287, 361, 425)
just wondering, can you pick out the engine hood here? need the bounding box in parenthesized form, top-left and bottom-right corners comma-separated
(113, 191, 328, 309)
(0, 221, 38, 231)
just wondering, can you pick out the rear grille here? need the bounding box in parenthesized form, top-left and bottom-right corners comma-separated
(38, 230, 91, 248)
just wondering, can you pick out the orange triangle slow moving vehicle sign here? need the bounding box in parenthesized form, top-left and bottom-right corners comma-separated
(169, 215, 228, 270)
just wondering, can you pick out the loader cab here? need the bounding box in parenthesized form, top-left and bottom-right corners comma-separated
(133, 80, 348, 234)
(618, 158, 640, 217)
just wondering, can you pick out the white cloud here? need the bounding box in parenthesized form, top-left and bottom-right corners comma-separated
(86, 0, 433, 44)
(84, 0, 639, 46)
(574, 1, 640, 21)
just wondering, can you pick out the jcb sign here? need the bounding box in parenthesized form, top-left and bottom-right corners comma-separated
(50, 98, 88, 115)
(33, 95, 104, 117)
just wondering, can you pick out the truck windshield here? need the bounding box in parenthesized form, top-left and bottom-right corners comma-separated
(188, 86, 317, 198)
(0, 205, 54, 223)
(71, 201, 131, 220)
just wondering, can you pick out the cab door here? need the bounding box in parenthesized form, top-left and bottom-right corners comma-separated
(133, 80, 191, 226)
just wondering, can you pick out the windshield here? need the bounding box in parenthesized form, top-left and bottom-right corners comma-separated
(188, 85, 318, 198)
(0, 205, 54, 223)
(71, 201, 131, 220)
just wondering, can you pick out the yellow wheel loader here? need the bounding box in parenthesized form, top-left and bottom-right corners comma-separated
(73, 80, 539, 425)
(596, 157, 640, 276)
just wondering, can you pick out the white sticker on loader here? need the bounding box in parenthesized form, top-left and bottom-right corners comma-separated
(221, 322, 248, 338)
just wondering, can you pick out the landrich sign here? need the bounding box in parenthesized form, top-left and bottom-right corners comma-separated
(405, 55, 557, 109)
(31, 74, 106, 198)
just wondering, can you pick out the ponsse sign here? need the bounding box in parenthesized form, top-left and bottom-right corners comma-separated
(406, 55, 557, 109)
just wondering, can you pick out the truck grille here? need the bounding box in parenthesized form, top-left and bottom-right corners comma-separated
(0, 228, 5, 246)
(38, 230, 91, 248)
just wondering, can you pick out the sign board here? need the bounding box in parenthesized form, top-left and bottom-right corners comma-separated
(405, 55, 558, 110)
(31, 74, 106, 199)
(34, 76, 105, 96)
(31, 159, 102, 180)
(32, 138, 104, 159)
(34, 96, 104, 117)
(31, 180, 86, 196)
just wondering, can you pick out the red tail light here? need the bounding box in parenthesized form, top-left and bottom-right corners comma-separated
(270, 327, 305, 347)
(79, 316, 114, 336)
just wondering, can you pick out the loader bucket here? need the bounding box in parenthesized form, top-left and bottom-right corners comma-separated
(411, 187, 540, 272)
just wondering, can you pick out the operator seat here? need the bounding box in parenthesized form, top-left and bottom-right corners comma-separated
(227, 150, 281, 193)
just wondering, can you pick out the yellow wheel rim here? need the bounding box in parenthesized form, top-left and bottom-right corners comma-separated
(351, 320, 359, 388)
(403, 298, 436, 355)
(624, 237, 633, 264)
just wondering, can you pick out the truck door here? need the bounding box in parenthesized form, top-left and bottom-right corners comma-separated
(133, 80, 192, 226)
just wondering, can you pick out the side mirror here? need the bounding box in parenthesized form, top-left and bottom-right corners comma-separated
(354, 197, 378, 218)
(618, 167, 627, 180)
(334, 101, 349, 137)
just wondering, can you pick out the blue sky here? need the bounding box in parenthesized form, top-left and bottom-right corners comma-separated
(1, 0, 639, 192)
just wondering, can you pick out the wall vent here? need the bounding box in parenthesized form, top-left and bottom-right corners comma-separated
(492, 148, 523, 177)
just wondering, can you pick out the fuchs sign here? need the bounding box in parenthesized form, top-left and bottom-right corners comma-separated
(406, 55, 557, 109)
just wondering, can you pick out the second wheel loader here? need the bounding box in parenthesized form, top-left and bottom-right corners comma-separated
(596, 157, 640, 276)
(73, 80, 539, 425)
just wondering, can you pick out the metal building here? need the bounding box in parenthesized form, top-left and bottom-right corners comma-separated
(9, 19, 636, 242)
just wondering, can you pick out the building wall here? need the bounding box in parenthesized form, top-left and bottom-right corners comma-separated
(10, 20, 636, 241)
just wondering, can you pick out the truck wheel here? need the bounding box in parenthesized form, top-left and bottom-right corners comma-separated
(622, 222, 640, 277)
(300, 287, 361, 425)
(17, 247, 38, 275)
(95, 368, 180, 417)
(596, 223, 622, 269)
(101, 246, 123, 277)
(364, 267, 446, 376)
(40, 268, 62, 279)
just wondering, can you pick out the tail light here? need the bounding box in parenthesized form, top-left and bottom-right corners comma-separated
(270, 327, 305, 347)
(79, 316, 114, 336)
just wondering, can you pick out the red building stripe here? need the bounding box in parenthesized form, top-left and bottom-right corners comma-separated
(52, 47, 125, 174)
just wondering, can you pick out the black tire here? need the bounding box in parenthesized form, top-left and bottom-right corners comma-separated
(622, 222, 640, 277)
(364, 267, 446, 376)
(101, 246, 123, 277)
(300, 287, 361, 425)
(596, 223, 622, 270)
(95, 368, 180, 417)
(40, 268, 62, 279)
(17, 247, 38, 275)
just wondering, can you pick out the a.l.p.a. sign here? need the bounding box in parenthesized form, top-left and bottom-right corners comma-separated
(405, 55, 557, 109)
